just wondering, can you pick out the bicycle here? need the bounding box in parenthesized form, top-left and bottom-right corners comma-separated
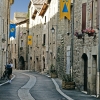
(1, 66, 9, 80)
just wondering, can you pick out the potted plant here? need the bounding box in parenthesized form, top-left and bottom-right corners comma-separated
(74, 30, 84, 39)
(42, 43, 45, 46)
(62, 74, 75, 90)
(83, 27, 96, 36)
(50, 64, 57, 78)
(20, 47, 23, 50)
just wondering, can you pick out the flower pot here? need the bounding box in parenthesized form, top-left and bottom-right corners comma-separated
(50, 73, 57, 78)
(88, 32, 94, 36)
(62, 81, 75, 90)
(77, 34, 83, 39)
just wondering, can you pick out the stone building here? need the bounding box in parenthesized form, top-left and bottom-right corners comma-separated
(0, 0, 14, 78)
(28, 0, 100, 97)
(58, 0, 100, 97)
(11, 12, 29, 70)
(14, 12, 28, 23)
(29, 0, 64, 73)
(16, 19, 29, 70)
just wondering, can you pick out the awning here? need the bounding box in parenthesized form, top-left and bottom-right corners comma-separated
(39, 3, 48, 16)
(32, 9, 38, 20)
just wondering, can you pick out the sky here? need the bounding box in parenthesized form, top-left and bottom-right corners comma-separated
(10, 0, 30, 20)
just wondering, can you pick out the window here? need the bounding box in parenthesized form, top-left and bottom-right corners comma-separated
(43, 34, 46, 45)
(2, 19, 4, 33)
(82, 3, 86, 30)
(0, 17, 1, 33)
(90, 1, 93, 27)
(15, 44, 16, 53)
(45, 16, 46, 24)
(21, 40, 23, 47)
(36, 35, 38, 46)
(96, 0, 99, 29)
(31, 7, 33, 16)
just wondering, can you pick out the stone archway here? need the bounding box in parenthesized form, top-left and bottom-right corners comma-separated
(43, 56, 45, 71)
(19, 56, 25, 70)
(82, 53, 88, 91)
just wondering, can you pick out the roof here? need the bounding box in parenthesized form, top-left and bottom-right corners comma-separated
(10, 0, 14, 5)
(39, 3, 48, 16)
(33, 0, 51, 12)
(16, 19, 29, 25)
(31, 0, 51, 19)
(28, 1, 31, 8)
(32, 0, 46, 5)
(14, 12, 28, 18)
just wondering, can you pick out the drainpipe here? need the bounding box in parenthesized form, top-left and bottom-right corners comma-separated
(6, 0, 9, 66)
(71, 0, 75, 81)
(18, 25, 20, 69)
(98, 24, 100, 97)
(98, 0, 100, 98)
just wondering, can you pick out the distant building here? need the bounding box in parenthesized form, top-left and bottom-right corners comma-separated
(10, 12, 29, 70)
(14, 12, 28, 23)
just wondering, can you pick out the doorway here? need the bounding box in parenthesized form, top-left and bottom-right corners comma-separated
(19, 56, 25, 70)
(43, 56, 45, 71)
(82, 53, 88, 91)
(92, 55, 97, 95)
(14, 59, 16, 69)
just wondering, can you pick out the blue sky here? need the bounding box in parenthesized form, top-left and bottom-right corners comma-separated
(10, 0, 30, 20)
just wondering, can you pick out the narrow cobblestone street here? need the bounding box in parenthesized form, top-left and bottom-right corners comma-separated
(0, 70, 99, 100)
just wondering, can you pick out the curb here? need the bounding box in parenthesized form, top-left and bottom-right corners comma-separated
(44, 74, 74, 100)
(51, 78, 74, 100)
(0, 74, 15, 86)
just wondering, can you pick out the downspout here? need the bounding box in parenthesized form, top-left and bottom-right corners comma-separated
(98, 0, 100, 98)
(18, 25, 20, 69)
(47, 6, 49, 71)
(71, 0, 75, 80)
(6, 0, 9, 66)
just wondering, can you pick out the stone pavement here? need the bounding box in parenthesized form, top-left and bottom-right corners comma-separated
(0, 70, 99, 100)
(53, 78, 99, 100)
(26, 71, 99, 100)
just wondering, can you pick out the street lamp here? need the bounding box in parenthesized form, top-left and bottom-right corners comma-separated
(51, 26, 55, 33)
(71, 0, 75, 81)
(50, 25, 57, 69)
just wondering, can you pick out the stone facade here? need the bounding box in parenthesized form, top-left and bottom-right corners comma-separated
(73, 0, 99, 96)
(0, 0, 14, 78)
(58, 0, 99, 96)
(14, 12, 28, 23)
(28, 0, 100, 97)
(12, 13, 29, 70)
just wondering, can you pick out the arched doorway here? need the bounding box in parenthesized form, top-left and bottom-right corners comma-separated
(19, 56, 25, 70)
(82, 53, 88, 91)
(14, 59, 16, 69)
(43, 56, 45, 71)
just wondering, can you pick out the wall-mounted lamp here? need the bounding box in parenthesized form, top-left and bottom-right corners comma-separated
(2, 48, 4, 51)
(23, 33, 26, 35)
(67, 32, 70, 36)
(2, 34, 6, 43)
(2, 39, 6, 43)
(26, 30, 29, 33)
(51, 26, 55, 33)
(8, 44, 10, 46)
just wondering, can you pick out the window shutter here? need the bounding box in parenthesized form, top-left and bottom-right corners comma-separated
(82, 3, 86, 30)
(96, 0, 99, 29)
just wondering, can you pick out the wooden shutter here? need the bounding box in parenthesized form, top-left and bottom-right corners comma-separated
(82, 3, 86, 30)
(96, 0, 99, 29)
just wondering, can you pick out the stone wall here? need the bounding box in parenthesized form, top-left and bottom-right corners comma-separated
(28, 0, 99, 96)
(0, 0, 11, 78)
(73, 0, 99, 95)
